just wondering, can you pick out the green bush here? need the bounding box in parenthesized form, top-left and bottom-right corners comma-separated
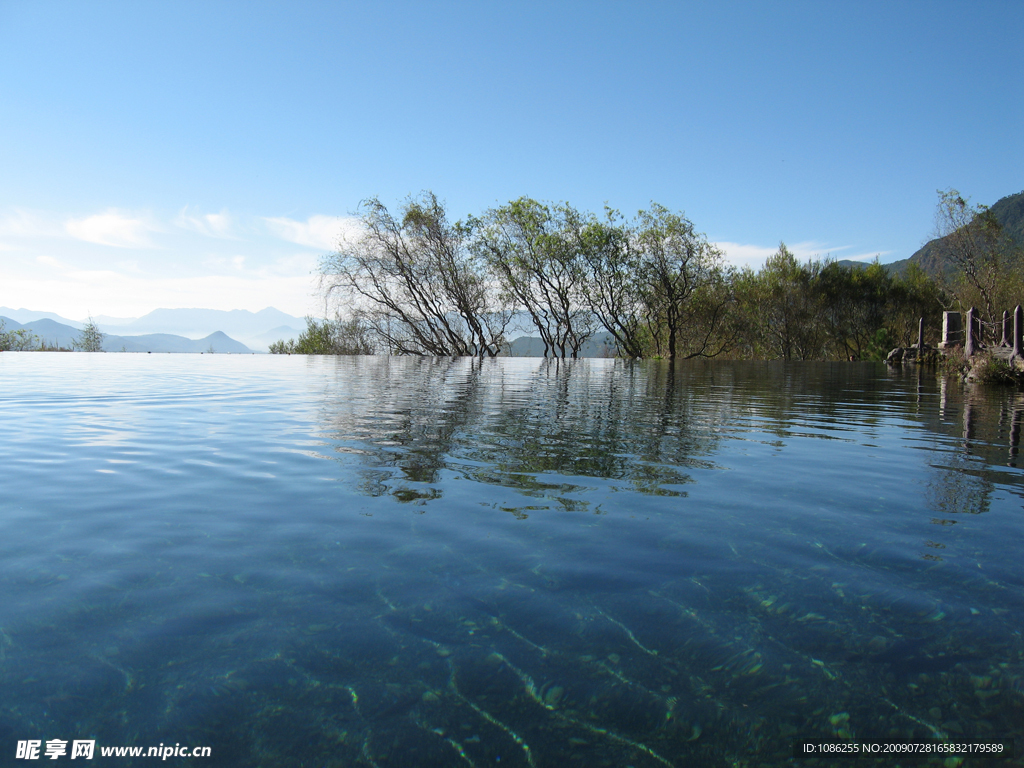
(0, 320, 41, 351)
(966, 351, 1022, 385)
(73, 318, 105, 352)
(940, 348, 1023, 385)
(270, 317, 374, 355)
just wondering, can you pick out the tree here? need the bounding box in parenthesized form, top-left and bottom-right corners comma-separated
(575, 208, 650, 359)
(0, 320, 40, 351)
(269, 316, 375, 355)
(750, 244, 824, 360)
(73, 317, 105, 352)
(816, 259, 895, 359)
(631, 204, 733, 360)
(477, 199, 734, 360)
(890, 262, 945, 346)
(932, 188, 1008, 324)
(320, 192, 510, 356)
(731, 252, 944, 361)
(475, 198, 597, 358)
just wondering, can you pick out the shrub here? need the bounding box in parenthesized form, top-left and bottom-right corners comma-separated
(0, 322, 41, 351)
(269, 317, 375, 355)
(966, 351, 1022, 385)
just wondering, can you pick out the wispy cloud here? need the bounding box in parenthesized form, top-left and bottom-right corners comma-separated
(65, 209, 161, 248)
(263, 215, 360, 250)
(0, 207, 337, 318)
(714, 241, 778, 269)
(175, 207, 236, 239)
(0, 208, 65, 240)
(715, 240, 887, 270)
(198, 250, 318, 280)
(0, 263, 319, 320)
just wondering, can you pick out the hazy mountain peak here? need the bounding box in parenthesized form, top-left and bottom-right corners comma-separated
(0, 307, 84, 328)
(94, 307, 306, 342)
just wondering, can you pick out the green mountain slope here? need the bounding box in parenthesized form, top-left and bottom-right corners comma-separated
(886, 190, 1024, 277)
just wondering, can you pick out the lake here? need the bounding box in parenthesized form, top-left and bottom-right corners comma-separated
(1, 354, 1021, 766)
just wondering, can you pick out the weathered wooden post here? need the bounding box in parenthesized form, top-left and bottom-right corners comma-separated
(917, 317, 924, 351)
(1013, 304, 1023, 361)
(1001, 310, 1010, 346)
(965, 307, 976, 357)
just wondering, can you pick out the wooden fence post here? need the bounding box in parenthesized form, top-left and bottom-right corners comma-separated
(1001, 310, 1010, 346)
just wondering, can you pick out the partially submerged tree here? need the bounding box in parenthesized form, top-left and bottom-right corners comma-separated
(475, 198, 597, 358)
(73, 317, 105, 352)
(816, 259, 894, 359)
(732, 249, 945, 361)
(476, 199, 734, 360)
(316, 189, 954, 362)
(320, 192, 510, 357)
(630, 204, 734, 360)
(575, 208, 650, 359)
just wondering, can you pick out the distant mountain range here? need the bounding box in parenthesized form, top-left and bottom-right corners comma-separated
(0, 308, 85, 328)
(0, 316, 255, 353)
(507, 333, 618, 357)
(0, 307, 306, 352)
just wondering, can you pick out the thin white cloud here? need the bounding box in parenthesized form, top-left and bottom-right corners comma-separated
(714, 241, 778, 269)
(175, 207, 236, 239)
(116, 259, 144, 273)
(198, 250, 317, 280)
(264, 214, 361, 250)
(65, 209, 160, 248)
(715, 240, 888, 270)
(786, 241, 838, 259)
(0, 208, 65, 239)
(0, 208, 335, 319)
(271, 252, 320, 273)
(0, 264, 319, 320)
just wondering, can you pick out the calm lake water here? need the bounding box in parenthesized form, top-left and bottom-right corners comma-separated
(1, 354, 1022, 767)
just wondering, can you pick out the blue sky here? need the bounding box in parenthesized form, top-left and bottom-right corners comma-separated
(1, 0, 1021, 320)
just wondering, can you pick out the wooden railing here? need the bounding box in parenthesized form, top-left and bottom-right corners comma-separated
(942, 306, 1023, 359)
